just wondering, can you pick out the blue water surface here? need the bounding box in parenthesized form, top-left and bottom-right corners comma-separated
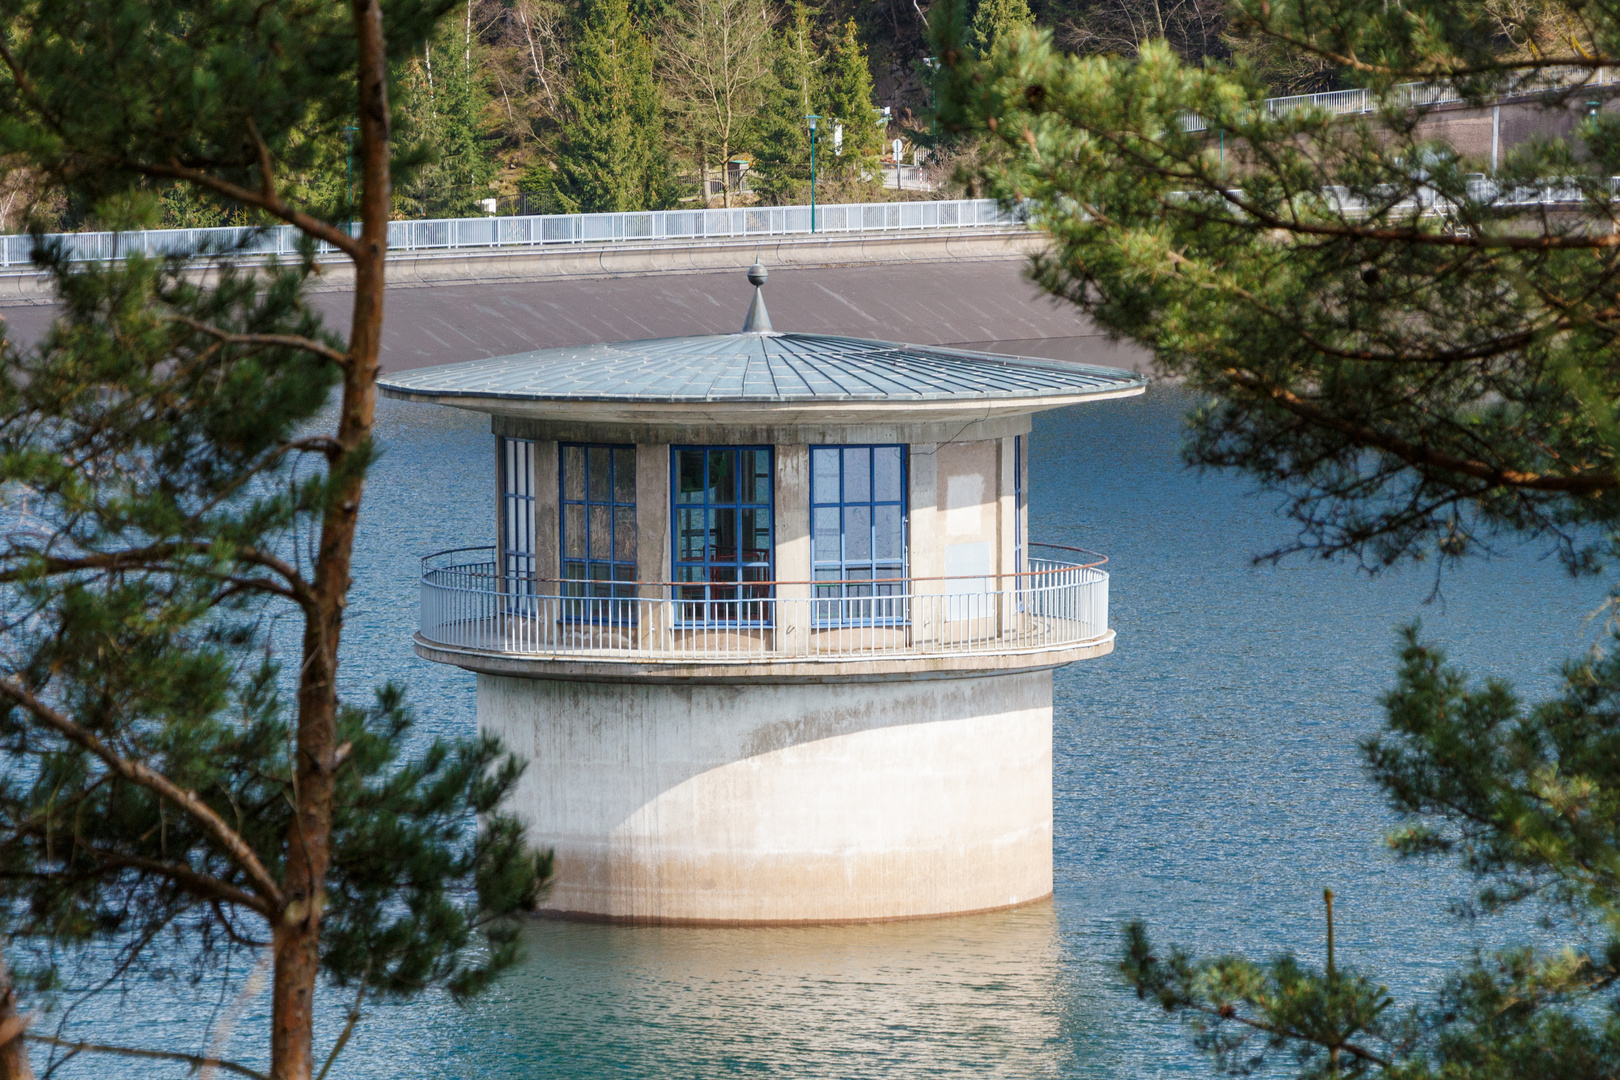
(39, 383, 1607, 1078)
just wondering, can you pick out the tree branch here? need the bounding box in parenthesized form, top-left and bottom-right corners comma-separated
(25, 1035, 267, 1080)
(0, 677, 286, 910)
(0, 540, 312, 607)
(1221, 367, 1620, 494)
(169, 315, 352, 369)
(131, 160, 360, 260)
(86, 850, 272, 918)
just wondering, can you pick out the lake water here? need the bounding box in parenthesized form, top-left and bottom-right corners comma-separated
(41, 382, 1607, 1078)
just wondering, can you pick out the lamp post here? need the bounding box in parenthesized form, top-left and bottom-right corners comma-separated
(806, 114, 820, 234)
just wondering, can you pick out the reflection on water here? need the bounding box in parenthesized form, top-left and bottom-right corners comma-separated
(38, 382, 1612, 1078)
(440, 906, 1069, 1077)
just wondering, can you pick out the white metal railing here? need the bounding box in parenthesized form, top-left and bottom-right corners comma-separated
(1181, 65, 1620, 132)
(0, 198, 1024, 271)
(416, 544, 1108, 663)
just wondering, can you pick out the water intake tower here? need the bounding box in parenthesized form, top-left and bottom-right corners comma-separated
(379, 266, 1146, 924)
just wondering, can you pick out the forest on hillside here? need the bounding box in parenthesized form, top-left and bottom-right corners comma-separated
(1, 0, 1353, 232)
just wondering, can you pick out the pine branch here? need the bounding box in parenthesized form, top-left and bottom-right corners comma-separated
(24, 1035, 266, 1080)
(1221, 367, 1620, 494)
(132, 159, 360, 260)
(168, 315, 352, 370)
(82, 851, 272, 918)
(0, 677, 286, 911)
(0, 540, 312, 607)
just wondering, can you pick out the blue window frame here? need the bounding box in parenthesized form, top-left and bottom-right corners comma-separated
(811, 445, 907, 625)
(560, 444, 637, 617)
(499, 436, 535, 594)
(672, 447, 773, 624)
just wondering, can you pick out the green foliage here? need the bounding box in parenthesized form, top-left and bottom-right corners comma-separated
(524, 0, 678, 212)
(748, 3, 820, 205)
(1119, 631, 1620, 1077)
(940, 0, 1620, 1074)
(398, 20, 501, 218)
(0, 1, 551, 1071)
(970, 0, 1032, 56)
(819, 18, 883, 194)
(940, 1, 1620, 574)
(0, 0, 454, 213)
(0, 246, 549, 1025)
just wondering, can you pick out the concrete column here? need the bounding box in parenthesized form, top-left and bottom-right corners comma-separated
(636, 444, 670, 652)
(533, 440, 560, 587)
(480, 668, 1055, 923)
(775, 444, 810, 657)
(908, 444, 939, 648)
(997, 436, 1018, 634)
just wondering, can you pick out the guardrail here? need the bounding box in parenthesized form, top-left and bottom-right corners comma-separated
(1182, 65, 1620, 133)
(0, 198, 1025, 271)
(417, 544, 1108, 664)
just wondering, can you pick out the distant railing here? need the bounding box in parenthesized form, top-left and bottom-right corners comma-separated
(416, 543, 1109, 664)
(0, 198, 1025, 272)
(1182, 65, 1620, 133)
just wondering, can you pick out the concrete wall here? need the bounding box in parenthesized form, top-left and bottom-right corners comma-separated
(480, 668, 1054, 923)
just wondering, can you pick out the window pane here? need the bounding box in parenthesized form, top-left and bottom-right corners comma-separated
(812, 448, 839, 502)
(741, 508, 771, 562)
(843, 448, 870, 502)
(587, 447, 610, 501)
(711, 508, 738, 561)
(564, 505, 586, 559)
(845, 505, 872, 560)
(874, 447, 903, 502)
(563, 560, 585, 581)
(874, 505, 903, 561)
(614, 506, 637, 563)
(613, 448, 636, 504)
(676, 508, 706, 561)
(711, 449, 736, 503)
(744, 449, 771, 504)
(589, 506, 610, 558)
(813, 507, 841, 563)
(677, 450, 705, 503)
(563, 445, 585, 501)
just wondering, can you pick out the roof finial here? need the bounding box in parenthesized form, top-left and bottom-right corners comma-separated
(742, 262, 773, 333)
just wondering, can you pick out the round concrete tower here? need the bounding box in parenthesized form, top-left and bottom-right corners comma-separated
(380, 267, 1146, 924)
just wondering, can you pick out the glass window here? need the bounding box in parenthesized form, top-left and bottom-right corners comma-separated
(499, 437, 535, 593)
(560, 444, 637, 615)
(672, 446, 773, 624)
(810, 445, 907, 625)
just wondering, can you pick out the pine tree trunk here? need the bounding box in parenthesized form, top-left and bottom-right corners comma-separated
(0, 947, 33, 1080)
(267, 1, 390, 1077)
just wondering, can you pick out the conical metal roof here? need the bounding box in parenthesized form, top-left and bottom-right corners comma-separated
(378, 332, 1145, 405)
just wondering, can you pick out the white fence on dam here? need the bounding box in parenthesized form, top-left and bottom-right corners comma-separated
(0, 198, 1027, 271)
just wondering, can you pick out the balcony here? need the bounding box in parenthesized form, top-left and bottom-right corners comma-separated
(414, 544, 1112, 680)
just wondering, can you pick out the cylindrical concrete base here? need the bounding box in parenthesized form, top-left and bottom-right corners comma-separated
(478, 669, 1054, 924)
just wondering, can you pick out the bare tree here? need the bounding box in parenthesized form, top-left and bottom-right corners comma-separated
(1060, 0, 1226, 64)
(663, 0, 774, 207)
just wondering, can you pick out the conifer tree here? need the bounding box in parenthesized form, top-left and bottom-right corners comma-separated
(0, 2, 550, 1078)
(415, 16, 500, 217)
(820, 18, 883, 194)
(969, 0, 1032, 56)
(941, 0, 1620, 1074)
(749, 3, 820, 205)
(526, 0, 676, 212)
